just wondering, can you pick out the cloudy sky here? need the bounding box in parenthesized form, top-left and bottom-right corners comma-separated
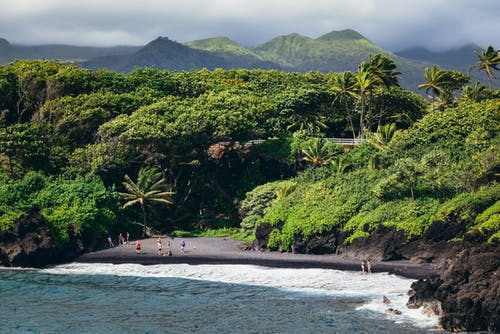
(1, 0, 498, 51)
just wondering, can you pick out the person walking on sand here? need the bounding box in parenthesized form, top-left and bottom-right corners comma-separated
(125, 232, 130, 244)
(157, 238, 163, 256)
(180, 240, 186, 253)
(118, 233, 124, 245)
(361, 259, 372, 274)
(136, 240, 142, 254)
(107, 236, 114, 247)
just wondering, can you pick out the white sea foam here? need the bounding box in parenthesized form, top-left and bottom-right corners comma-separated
(43, 262, 440, 329)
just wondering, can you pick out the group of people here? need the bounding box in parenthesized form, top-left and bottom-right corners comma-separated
(361, 259, 372, 274)
(107, 232, 130, 247)
(109, 233, 185, 254)
(134, 237, 185, 256)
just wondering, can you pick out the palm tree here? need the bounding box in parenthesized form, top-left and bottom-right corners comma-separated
(366, 123, 401, 151)
(469, 45, 500, 88)
(418, 66, 450, 112)
(302, 138, 332, 166)
(331, 71, 358, 139)
(355, 69, 381, 137)
(461, 82, 488, 102)
(330, 156, 352, 175)
(118, 167, 174, 237)
(360, 55, 401, 127)
(361, 54, 400, 89)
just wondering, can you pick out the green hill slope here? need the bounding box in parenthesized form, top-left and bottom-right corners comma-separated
(252, 29, 387, 70)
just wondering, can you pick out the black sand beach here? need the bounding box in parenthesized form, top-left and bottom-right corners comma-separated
(75, 237, 437, 279)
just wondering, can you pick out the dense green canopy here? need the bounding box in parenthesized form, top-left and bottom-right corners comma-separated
(0, 59, 498, 247)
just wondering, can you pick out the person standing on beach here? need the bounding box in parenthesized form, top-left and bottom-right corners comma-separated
(136, 240, 142, 254)
(125, 232, 130, 244)
(361, 259, 372, 274)
(107, 236, 114, 247)
(180, 240, 185, 253)
(157, 238, 163, 256)
(118, 233, 124, 245)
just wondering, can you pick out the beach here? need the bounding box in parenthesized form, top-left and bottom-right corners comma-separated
(75, 237, 437, 279)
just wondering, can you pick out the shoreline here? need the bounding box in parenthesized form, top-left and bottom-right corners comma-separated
(74, 237, 438, 280)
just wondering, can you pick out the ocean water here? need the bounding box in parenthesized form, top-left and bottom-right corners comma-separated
(0, 264, 443, 334)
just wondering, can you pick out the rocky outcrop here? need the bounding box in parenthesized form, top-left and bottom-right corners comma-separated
(435, 241, 499, 332)
(253, 222, 274, 251)
(254, 222, 499, 332)
(0, 207, 84, 267)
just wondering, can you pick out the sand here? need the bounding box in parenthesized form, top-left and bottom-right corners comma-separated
(75, 237, 437, 279)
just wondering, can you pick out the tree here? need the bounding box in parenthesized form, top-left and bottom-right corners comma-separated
(280, 89, 329, 137)
(418, 66, 449, 112)
(360, 55, 400, 127)
(118, 167, 174, 237)
(331, 71, 358, 138)
(366, 123, 401, 151)
(469, 45, 500, 88)
(302, 138, 333, 166)
(393, 157, 422, 201)
(360, 54, 400, 89)
(355, 69, 381, 136)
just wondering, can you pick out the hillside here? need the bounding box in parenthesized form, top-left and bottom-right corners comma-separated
(188, 29, 427, 89)
(84, 36, 283, 72)
(0, 38, 140, 65)
(396, 44, 480, 72)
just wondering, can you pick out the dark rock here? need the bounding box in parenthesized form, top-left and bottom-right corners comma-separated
(423, 220, 466, 242)
(346, 225, 407, 261)
(383, 295, 391, 304)
(407, 277, 444, 309)
(385, 308, 402, 315)
(436, 242, 499, 333)
(0, 207, 85, 267)
(292, 231, 339, 254)
(253, 222, 273, 250)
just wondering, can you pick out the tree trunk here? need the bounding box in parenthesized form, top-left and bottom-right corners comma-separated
(345, 101, 356, 139)
(141, 204, 147, 237)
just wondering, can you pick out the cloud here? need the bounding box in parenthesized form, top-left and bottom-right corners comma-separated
(0, 0, 498, 50)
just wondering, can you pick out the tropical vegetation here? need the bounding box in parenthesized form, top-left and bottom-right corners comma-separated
(0, 47, 498, 250)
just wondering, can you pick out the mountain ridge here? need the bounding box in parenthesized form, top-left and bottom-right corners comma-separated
(1, 30, 491, 91)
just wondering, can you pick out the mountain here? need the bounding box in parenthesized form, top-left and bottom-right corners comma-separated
(396, 44, 481, 71)
(187, 29, 425, 88)
(0, 38, 141, 65)
(185, 36, 260, 58)
(84, 36, 283, 72)
(83, 37, 228, 72)
(253, 29, 388, 72)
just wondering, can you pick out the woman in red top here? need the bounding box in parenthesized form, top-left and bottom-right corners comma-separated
(136, 241, 142, 254)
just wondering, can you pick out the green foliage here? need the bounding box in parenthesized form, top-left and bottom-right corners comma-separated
(0, 172, 120, 246)
(344, 198, 440, 243)
(432, 185, 500, 231)
(263, 169, 379, 250)
(0, 60, 497, 253)
(474, 200, 500, 242)
(239, 180, 293, 236)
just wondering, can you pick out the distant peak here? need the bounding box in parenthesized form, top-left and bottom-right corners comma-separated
(317, 29, 367, 41)
(0, 37, 12, 48)
(187, 36, 240, 46)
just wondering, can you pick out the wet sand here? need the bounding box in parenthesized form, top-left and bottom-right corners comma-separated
(75, 237, 437, 279)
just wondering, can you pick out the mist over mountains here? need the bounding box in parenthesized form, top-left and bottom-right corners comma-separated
(0, 29, 490, 91)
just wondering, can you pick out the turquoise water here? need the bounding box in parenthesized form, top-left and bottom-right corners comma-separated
(0, 264, 442, 333)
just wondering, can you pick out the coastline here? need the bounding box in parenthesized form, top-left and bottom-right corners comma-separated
(74, 237, 438, 280)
